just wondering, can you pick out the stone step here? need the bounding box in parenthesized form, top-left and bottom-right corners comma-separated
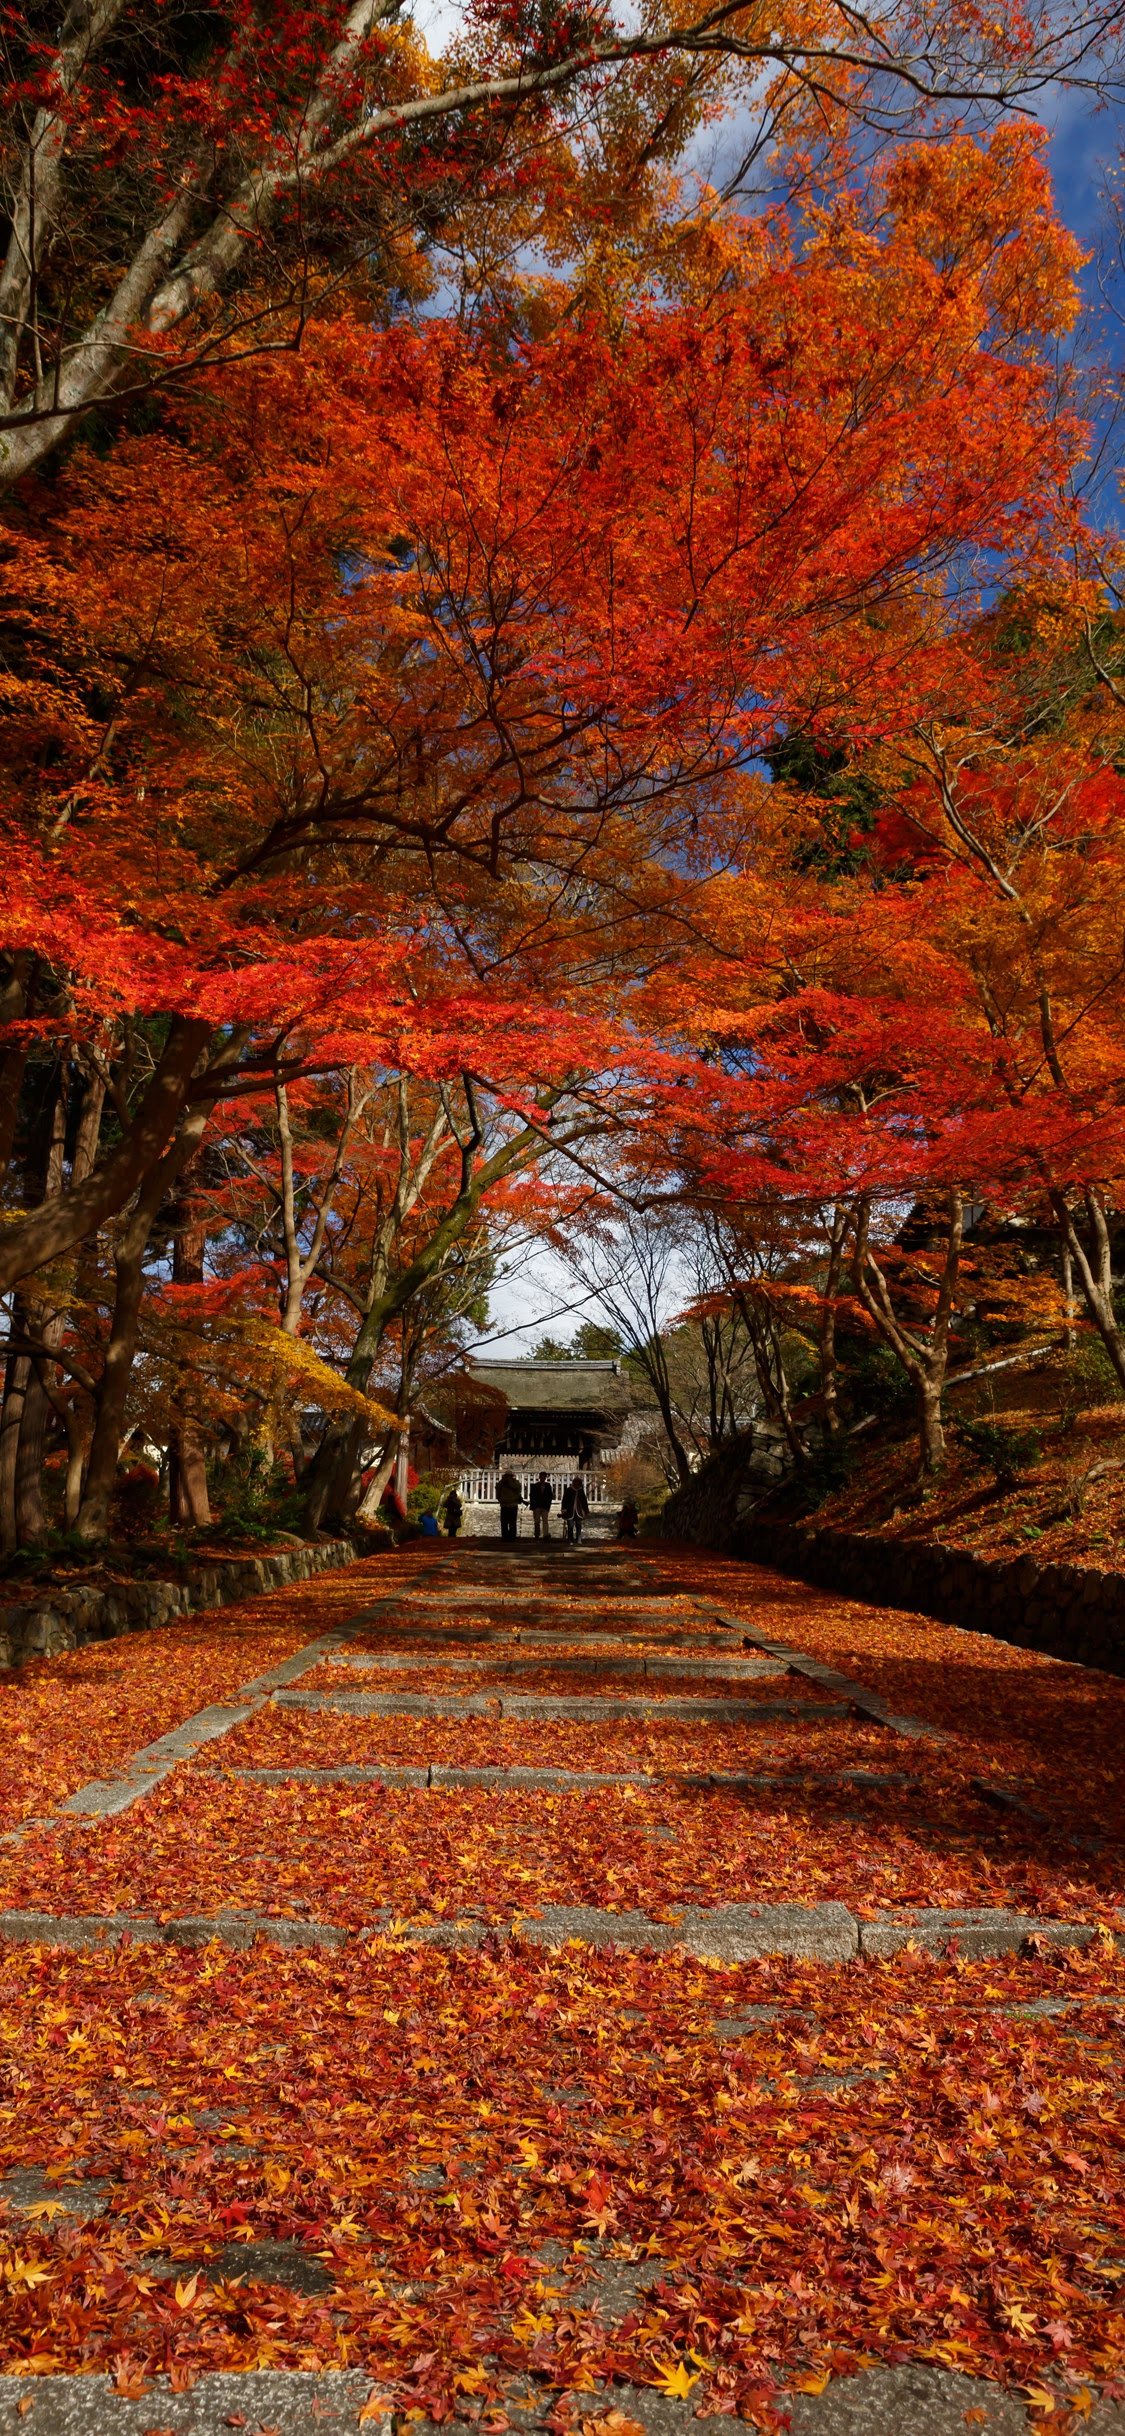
(323, 1650, 784, 1679)
(272, 1687, 852, 1722)
(0, 1902, 1099, 1963)
(396, 1591, 686, 1611)
(339, 1626, 739, 1650)
(228, 1762, 917, 1794)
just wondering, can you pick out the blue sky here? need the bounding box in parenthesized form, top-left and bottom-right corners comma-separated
(1049, 84, 1107, 257)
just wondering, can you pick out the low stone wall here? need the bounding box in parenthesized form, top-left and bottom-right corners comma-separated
(0, 1537, 365, 1671)
(735, 1519, 1125, 1676)
(660, 1442, 1125, 1675)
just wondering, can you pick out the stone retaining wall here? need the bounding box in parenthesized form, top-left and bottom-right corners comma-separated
(0, 1538, 364, 1671)
(660, 1439, 1125, 1675)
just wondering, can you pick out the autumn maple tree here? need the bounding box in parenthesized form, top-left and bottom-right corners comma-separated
(643, 556, 1125, 1475)
(1, 0, 1115, 486)
(0, 96, 1097, 1539)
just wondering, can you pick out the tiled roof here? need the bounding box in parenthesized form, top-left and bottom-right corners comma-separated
(467, 1358, 634, 1417)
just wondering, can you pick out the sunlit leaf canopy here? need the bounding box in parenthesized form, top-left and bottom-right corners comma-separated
(1, 0, 1123, 1534)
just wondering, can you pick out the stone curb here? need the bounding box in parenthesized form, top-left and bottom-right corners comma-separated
(272, 1687, 850, 1722)
(0, 2369, 386, 2433)
(0, 1902, 853, 1960)
(233, 1762, 436, 1787)
(58, 1704, 259, 1817)
(972, 1775, 1106, 1858)
(515, 1899, 860, 1960)
(226, 1762, 919, 1794)
(343, 1636, 740, 1656)
(731, 1622, 948, 1742)
(0, 2365, 1114, 2436)
(400, 1595, 697, 1614)
(323, 1649, 780, 1679)
(0, 1910, 347, 1950)
(857, 1909, 1099, 1959)
(426, 1763, 773, 1792)
(0, 1901, 1101, 1962)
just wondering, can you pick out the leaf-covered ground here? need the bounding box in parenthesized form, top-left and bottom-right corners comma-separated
(797, 1403, 1125, 1574)
(0, 1937, 1122, 2421)
(197, 1706, 904, 1777)
(0, 1774, 1115, 1926)
(0, 1538, 1122, 2426)
(653, 1553, 1125, 1844)
(0, 1554, 416, 1832)
(291, 1661, 831, 1699)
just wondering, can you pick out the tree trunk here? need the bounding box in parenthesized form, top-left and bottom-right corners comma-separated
(0, 954, 32, 1191)
(13, 1354, 54, 1542)
(851, 1189, 963, 1475)
(0, 1347, 30, 1555)
(1061, 1240, 1076, 1352)
(1047, 1186, 1125, 1392)
(5, 1064, 69, 1545)
(917, 1375, 947, 1472)
(169, 1430, 211, 1527)
(735, 1286, 808, 1469)
(355, 1437, 398, 1522)
(644, 1365, 694, 1487)
(7, 1064, 108, 1545)
(297, 1094, 560, 1530)
(58, 1390, 86, 1528)
(819, 1205, 846, 1439)
(1031, 993, 1125, 1386)
(301, 1412, 364, 1531)
(0, 1015, 211, 1298)
(74, 1227, 150, 1542)
(75, 1101, 214, 1543)
(166, 1150, 211, 1529)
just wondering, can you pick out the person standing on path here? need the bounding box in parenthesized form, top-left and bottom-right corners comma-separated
(560, 1476, 590, 1542)
(443, 1488, 464, 1538)
(529, 1471, 554, 1540)
(497, 1469, 522, 1543)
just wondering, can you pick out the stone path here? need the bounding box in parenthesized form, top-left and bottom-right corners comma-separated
(0, 1541, 1121, 2432)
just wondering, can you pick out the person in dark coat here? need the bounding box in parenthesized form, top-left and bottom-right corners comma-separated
(560, 1476, 590, 1542)
(443, 1488, 464, 1537)
(497, 1470, 522, 1543)
(529, 1471, 554, 1540)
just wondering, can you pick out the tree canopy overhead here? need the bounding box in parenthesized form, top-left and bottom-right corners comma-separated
(2, 0, 1123, 1542)
(0, 0, 1116, 481)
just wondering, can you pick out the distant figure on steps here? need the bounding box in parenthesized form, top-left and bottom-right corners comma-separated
(497, 1469, 523, 1543)
(443, 1488, 464, 1538)
(560, 1476, 590, 1543)
(617, 1498, 639, 1539)
(529, 1471, 554, 1540)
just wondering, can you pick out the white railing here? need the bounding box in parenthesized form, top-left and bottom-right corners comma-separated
(459, 1466, 608, 1505)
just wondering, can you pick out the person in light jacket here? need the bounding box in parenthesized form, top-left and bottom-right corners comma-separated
(497, 1469, 522, 1543)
